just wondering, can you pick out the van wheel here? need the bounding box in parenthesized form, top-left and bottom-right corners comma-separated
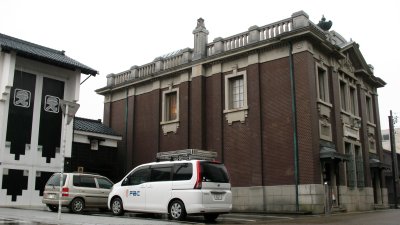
(47, 204, 58, 212)
(204, 213, 219, 222)
(111, 197, 124, 216)
(168, 200, 186, 220)
(70, 198, 85, 213)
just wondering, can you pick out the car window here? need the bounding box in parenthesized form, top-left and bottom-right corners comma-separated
(200, 162, 230, 183)
(73, 175, 96, 188)
(46, 174, 67, 186)
(173, 163, 193, 181)
(150, 166, 172, 182)
(97, 177, 113, 189)
(122, 168, 150, 186)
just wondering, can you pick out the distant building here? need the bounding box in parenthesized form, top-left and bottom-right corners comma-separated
(0, 33, 97, 207)
(381, 127, 400, 206)
(382, 149, 400, 206)
(97, 11, 387, 213)
(381, 128, 400, 153)
(69, 117, 122, 181)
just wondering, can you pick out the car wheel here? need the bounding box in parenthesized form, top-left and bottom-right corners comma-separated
(70, 198, 85, 213)
(111, 197, 124, 216)
(47, 204, 58, 212)
(204, 213, 219, 222)
(168, 200, 186, 220)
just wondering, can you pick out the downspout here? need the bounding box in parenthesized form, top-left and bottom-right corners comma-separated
(124, 88, 129, 174)
(257, 62, 266, 211)
(289, 42, 300, 212)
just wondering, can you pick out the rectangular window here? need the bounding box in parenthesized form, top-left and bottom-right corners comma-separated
(340, 80, 347, 111)
(317, 67, 329, 102)
(166, 92, 177, 121)
(349, 86, 357, 115)
(173, 163, 193, 181)
(229, 76, 244, 109)
(355, 146, 364, 187)
(382, 134, 390, 141)
(345, 143, 355, 188)
(224, 69, 248, 124)
(366, 96, 374, 123)
(150, 166, 172, 182)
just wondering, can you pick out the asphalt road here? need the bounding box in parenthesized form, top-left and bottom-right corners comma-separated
(0, 207, 399, 225)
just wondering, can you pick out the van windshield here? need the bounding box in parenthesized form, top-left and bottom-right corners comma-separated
(200, 162, 230, 183)
(46, 174, 67, 186)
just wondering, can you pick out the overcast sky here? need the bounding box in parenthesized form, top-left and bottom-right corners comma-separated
(1, 0, 399, 129)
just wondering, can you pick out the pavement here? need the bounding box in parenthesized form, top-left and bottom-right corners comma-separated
(0, 207, 400, 225)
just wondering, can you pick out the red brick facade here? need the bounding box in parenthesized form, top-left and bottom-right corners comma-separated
(98, 12, 387, 212)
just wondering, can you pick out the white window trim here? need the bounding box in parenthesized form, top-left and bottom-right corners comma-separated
(160, 87, 179, 134)
(365, 94, 374, 123)
(223, 69, 248, 125)
(316, 63, 330, 103)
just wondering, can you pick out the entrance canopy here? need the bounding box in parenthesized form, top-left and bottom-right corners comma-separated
(320, 146, 348, 161)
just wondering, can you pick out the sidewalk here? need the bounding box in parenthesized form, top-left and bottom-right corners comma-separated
(0, 207, 178, 225)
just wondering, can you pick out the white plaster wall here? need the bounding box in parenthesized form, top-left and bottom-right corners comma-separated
(0, 55, 81, 207)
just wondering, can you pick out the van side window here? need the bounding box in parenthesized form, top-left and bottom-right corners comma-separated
(74, 175, 97, 188)
(97, 177, 113, 189)
(173, 163, 193, 181)
(150, 166, 172, 182)
(122, 168, 150, 186)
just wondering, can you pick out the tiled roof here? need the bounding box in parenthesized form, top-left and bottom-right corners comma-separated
(74, 117, 120, 137)
(0, 33, 97, 75)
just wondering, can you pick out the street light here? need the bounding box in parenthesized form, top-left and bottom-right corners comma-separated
(57, 100, 79, 220)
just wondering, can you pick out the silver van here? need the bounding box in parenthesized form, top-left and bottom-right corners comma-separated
(42, 172, 113, 213)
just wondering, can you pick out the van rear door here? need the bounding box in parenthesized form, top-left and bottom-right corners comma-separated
(200, 161, 232, 208)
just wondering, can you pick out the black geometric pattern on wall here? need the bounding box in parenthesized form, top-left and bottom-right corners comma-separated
(38, 77, 64, 163)
(6, 70, 36, 160)
(35, 171, 54, 196)
(1, 169, 28, 202)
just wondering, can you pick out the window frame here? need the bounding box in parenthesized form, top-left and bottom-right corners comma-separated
(316, 64, 330, 103)
(345, 142, 364, 188)
(223, 69, 248, 124)
(365, 95, 374, 123)
(161, 88, 179, 123)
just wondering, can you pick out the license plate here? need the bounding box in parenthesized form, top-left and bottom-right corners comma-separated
(213, 194, 223, 200)
(47, 194, 56, 199)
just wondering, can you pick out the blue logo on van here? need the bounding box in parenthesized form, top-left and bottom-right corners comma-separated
(129, 190, 140, 197)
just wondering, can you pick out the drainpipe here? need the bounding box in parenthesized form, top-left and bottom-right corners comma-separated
(289, 42, 300, 212)
(124, 88, 129, 174)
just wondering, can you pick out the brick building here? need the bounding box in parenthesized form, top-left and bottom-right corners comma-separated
(96, 11, 387, 213)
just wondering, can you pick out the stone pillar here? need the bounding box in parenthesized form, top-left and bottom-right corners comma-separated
(106, 73, 115, 86)
(153, 57, 164, 72)
(192, 18, 209, 60)
(181, 48, 193, 63)
(213, 37, 224, 54)
(130, 66, 139, 78)
(291, 11, 310, 29)
(248, 25, 260, 44)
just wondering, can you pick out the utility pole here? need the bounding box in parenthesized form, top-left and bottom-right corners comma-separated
(389, 110, 398, 208)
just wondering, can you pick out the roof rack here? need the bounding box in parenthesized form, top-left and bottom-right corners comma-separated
(156, 149, 217, 161)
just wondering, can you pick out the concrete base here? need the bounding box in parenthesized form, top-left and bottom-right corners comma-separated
(232, 184, 387, 214)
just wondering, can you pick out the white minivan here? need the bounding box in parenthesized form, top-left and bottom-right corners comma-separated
(108, 159, 232, 221)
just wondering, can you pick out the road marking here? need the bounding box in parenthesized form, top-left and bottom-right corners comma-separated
(223, 217, 256, 222)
